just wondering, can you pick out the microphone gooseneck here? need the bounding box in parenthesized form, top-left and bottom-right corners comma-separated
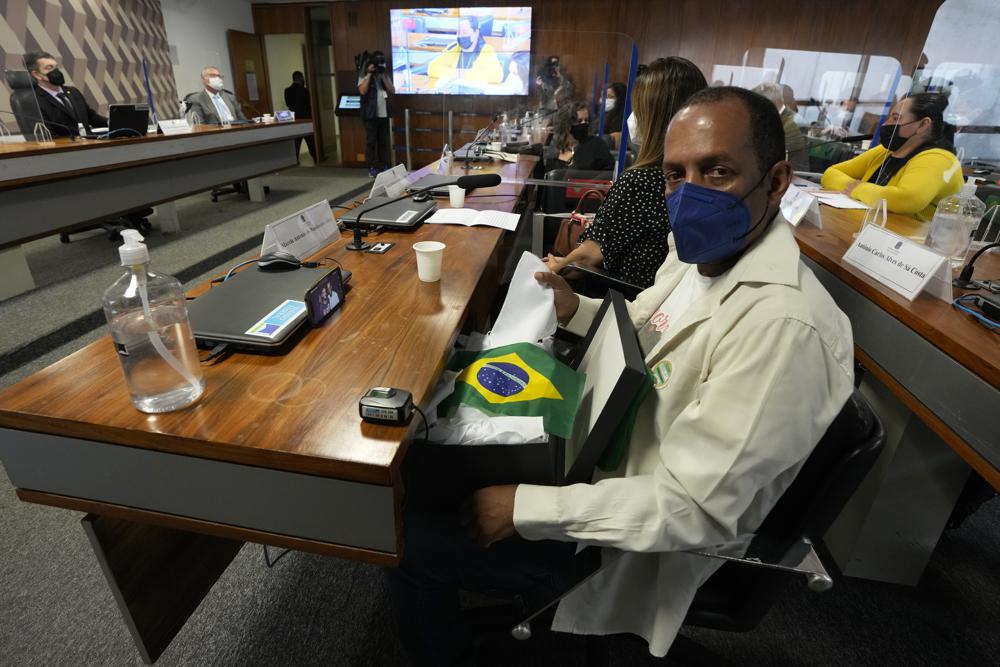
(343, 173, 502, 251)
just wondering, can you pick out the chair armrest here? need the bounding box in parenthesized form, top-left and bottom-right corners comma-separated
(510, 535, 833, 641)
(566, 263, 643, 300)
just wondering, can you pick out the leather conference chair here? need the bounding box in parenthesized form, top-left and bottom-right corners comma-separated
(504, 390, 886, 665)
(5, 69, 42, 136)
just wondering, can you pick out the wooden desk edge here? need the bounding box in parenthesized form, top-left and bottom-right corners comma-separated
(17, 488, 401, 566)
(854, 347, 1000, 492)
(0, 126, 310, 191)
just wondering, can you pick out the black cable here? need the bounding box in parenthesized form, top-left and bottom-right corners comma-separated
(262, 544, 292, 568)
(200, 342, 230, 364)
(413, 405, 430, 445)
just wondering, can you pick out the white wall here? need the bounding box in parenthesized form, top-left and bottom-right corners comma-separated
(160, 0, 254, 103)
(264, 34, 306, 114)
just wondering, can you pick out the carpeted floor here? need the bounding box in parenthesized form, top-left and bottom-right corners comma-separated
(1, 165, 997, 666)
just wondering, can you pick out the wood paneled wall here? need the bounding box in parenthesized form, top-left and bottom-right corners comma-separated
(255, 0, 946, 166)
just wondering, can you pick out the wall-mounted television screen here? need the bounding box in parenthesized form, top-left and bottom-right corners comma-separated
(389, 7, 532, 95)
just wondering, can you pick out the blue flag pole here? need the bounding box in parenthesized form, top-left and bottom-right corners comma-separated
(616, 43, 639, 178)
(597, 62, 610, 136)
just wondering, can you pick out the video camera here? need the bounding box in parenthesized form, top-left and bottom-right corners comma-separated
(355, 50, 387, 75)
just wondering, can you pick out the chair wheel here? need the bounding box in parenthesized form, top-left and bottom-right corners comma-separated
(211, 195, 218, 202)
(138, 219, 152, 233)
(60, 233, 70, 244)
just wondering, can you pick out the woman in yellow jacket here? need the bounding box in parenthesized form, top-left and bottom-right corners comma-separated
(428, 15, 503, 87)
(822, 93, 963, 220)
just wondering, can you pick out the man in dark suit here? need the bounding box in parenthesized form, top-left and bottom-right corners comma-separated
(283, 71, 316, 163)
(26, 51, 107, 137)
(183, 66, 247, 125)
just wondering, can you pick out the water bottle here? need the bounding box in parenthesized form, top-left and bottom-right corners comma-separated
(498, 113, 511, 146)
(437, 143, 452, 174)
(926, 176, 986, 268)
(103, 230, 205, 413)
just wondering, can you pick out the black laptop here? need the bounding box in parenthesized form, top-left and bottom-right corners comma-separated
(86, 104, 149, 139)
(339, 196, 437, 229)
(187, 267, 329, 353)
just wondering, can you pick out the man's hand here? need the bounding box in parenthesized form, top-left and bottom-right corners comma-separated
(366, 64, 376, 74)
(535, 269, 580, 325)
(461, 485, 518, 547)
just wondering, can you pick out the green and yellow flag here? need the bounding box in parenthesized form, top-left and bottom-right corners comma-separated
(439, 343, 585, 439)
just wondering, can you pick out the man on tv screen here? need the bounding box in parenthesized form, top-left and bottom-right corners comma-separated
(428, 15, 503, 88)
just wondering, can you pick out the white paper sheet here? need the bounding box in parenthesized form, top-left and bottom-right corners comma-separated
(813, 192, 870, 210)
(483, 252, 557, 349)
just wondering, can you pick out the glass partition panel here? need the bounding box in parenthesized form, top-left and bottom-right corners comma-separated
(739, 48, 903, 172)
(1, 58, 52, 143)
(918, 0, 1000, 246)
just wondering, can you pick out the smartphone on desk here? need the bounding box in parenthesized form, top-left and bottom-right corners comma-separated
(304, 268, 345, 326)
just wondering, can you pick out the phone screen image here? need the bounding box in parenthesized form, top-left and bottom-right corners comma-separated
(305, 268, 345, 325)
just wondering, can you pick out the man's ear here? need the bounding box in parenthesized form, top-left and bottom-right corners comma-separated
(766, 160, 793, 209)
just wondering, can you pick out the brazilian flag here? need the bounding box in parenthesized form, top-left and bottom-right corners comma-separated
(439, 343, 585, 439)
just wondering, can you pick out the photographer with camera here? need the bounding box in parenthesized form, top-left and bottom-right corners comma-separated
(357, 50, 394, 177)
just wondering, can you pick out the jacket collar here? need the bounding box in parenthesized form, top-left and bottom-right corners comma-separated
(645, 214, 801, 358)
(715, 212, 801, 303)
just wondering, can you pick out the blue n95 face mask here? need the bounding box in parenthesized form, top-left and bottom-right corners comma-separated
(666, 176, 769, 264)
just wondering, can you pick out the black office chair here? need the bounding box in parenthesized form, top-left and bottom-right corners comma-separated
(6, 69, 41, 136)
(505, 390, 886, 665)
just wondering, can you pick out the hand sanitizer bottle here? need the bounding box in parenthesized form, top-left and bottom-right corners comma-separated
(926, 176, 986, 268)
(102, 230, 205, 413)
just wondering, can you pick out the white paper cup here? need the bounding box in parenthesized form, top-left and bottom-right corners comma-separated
(290, 111, 296, 121)
(413, 241, 446, 282)
(448, 185, 466, 208)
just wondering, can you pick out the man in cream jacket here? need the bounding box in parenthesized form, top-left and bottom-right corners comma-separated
(389, 87, 854, 665)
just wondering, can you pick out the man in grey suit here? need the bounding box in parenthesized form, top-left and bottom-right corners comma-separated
(184, 66, 247, 125)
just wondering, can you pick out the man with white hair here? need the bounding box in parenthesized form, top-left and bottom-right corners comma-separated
(754, 81, 808, 170)
(183, 66, 247, 125)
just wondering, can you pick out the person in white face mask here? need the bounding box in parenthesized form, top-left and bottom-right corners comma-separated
(183, 66, 248, 126)
(602, 81, 627, 134)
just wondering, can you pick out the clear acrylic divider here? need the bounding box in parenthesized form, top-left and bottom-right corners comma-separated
(918, 0, 1000, 248)
(1, 52, 53, 143)
(737, 47, 903, 174)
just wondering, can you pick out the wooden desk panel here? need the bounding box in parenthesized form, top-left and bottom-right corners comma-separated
(795, 205, 1000, 488)
(0, 121, 313, 189)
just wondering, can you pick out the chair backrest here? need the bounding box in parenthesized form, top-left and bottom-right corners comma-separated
(5, 70, 39, 135)
(9, 89, 40, 136)
(757, 391, 883, 546)
(685, 390, 885, 632)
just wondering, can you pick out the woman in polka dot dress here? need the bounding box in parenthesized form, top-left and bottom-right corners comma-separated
(544, 57, 707, 289)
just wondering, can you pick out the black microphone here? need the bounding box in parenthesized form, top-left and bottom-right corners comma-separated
(954, 241, 1000, 288)
(340, 173, 502, 251)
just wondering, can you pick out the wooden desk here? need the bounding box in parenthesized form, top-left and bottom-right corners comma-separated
(0, 156, 536, 662)
(0, 121, 313, 300)
(795, 205, 1000, 584)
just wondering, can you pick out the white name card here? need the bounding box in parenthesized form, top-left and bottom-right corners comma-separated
(157, 118, 193, 135)
(261, 200, 341, 260)
(842, 224, 952, 302)
(780, 185, 822, 228)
